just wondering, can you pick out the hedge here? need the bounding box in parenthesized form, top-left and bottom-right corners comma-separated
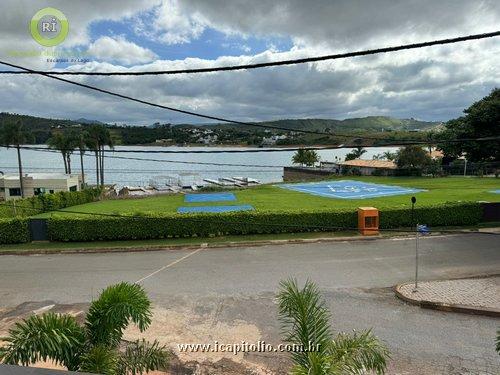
(0, 218, 30, 244)
(0, 188, 102, 218)
(47, 202, 483, 242)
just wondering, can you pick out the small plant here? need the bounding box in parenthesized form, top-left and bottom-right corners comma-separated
(0, 282, 169, 374)
(278, 278, 390, 374)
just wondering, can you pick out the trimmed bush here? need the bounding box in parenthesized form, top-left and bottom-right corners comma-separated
(379, 202, 482, 228)
(0, 218, 30, 244)
(47, 202, 483, 242)
(0, 188, 102, 218)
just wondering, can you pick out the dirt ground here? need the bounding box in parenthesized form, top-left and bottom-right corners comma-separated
(0, 300, 290, 374)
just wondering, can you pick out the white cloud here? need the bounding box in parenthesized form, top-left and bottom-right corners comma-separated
(87, 36, 157, 65)
(0, 0, 498, 125)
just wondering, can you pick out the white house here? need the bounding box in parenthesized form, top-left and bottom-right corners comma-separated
(0, 173, 81, 201)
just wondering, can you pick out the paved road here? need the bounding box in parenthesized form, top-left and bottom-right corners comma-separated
(0, 234, 499, 373)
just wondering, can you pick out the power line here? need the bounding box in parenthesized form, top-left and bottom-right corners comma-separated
(1, 65, 499, 143)
(0, 31, 498, 76)
(1, 201, 498, 236)
(1, 134, 500, 156)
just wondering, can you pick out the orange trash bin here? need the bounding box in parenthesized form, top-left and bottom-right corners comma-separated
(358, 207, 379, 235)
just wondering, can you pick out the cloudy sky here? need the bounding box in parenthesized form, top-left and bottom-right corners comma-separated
(1, 0, 499, 125)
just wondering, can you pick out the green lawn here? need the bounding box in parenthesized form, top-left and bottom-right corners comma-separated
(35, 177, 500, 217)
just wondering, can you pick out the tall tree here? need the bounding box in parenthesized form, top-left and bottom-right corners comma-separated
(292, 148, 320, 166)
(395, 145, 432, 169)
(1, 121, 29, 198)
(85, 125, 102, 186)
(67, 130, 88, 187)
(85, 125, 113, 187)
(438, 88, 500, 162)
(0, 282, 169, 374)
(345, 147, 366, 161)
(278, 279, 389, 374)
(47, 132, 77, 174)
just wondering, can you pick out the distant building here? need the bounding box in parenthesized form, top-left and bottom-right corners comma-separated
(0, 173, 81, 201)
(321, 159, 397, 176)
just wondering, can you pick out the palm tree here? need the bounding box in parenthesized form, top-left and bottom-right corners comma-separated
(86, 125, 113, 187)
(292, 149, 320, 167)
(344, 147, 366, 161)
(100, 127, 114, 186)
(0, 282, 169, 374)
(48, 132, 77, 174)
(278, 279, 389, 374)
(67, 129, 87, 187)
(1, 121, 29, 198)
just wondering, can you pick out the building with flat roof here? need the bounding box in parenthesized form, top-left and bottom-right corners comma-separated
(0, 173, 81, 201)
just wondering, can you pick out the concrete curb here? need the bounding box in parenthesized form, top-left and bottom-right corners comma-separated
(0, 234, 390, 256)
(0, 230, 488, 257)
(394, 279, 500, 318)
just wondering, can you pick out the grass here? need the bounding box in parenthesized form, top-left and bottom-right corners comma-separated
(33, 176, 500, 218)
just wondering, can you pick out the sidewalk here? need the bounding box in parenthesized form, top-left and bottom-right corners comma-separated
(395, 276, 500, 317)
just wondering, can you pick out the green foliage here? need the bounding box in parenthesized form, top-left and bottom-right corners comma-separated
(278, 279, 332, 369)
(293, 149, 320, 166)
(0, 313, 85, 370)
(395, 145, 432, 169)
(85, 283, 152, 347)
(0, 188, 102, 218)
(79, 345, 119, 375)
(46, 202, 482, 242)
(439, 88, 500, 162)
(47, 210, 358, 242)
(117, 339, 170, 375)
(345, 147, 366, 161)
(0, 282, 169, 374)
(0, 218, 30, 244)
(379, 202, 482, 228)
(278, 279, 389, 374)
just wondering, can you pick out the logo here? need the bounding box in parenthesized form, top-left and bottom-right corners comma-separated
(30, 7, 69, 47)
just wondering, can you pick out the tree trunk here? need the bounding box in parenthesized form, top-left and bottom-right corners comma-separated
(95, 150, 99, 187)
(16, 145, 25, 198)
(100, 146, 104, 186)
(62, 153, 68, 174)
(80, 150, 85, 187)
(67, 154, 72, 174)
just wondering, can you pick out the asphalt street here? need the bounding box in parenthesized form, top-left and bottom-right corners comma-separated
(0, 233, 499, 373)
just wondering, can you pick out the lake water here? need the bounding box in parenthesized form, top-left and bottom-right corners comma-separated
(0, 145, 398, 186)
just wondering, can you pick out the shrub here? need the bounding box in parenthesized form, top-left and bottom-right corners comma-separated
(0, 188, 102, 218)
(380, 202, 482, 228)
(0, 218, 30, 244)
(47, 202, 482, 242)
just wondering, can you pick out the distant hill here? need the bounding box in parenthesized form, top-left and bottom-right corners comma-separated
(0, 112, 440, 145)
(208, 116, 440, 132)
(74, 118, 106, 125)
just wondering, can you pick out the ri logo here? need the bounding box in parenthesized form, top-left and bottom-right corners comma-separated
(30, 7, 69, 47)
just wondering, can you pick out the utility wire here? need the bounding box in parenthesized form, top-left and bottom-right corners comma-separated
(0, 59, 385, 139)
(1, 60, 499, 142)
(1, 135, 500, 156)
(1, 201, 498, 236)
(0, 31, 498, 76)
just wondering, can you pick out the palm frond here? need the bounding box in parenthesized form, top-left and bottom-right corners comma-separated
(328, 330, 390, 375)
(85, 282, 152, 347)
(79, 345, 118, 375)
(277, 278, 332, 368)
(0, 312, 85, 370)
(117, 339, 170, 375)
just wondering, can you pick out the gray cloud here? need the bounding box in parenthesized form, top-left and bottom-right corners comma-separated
(0, 0, 498, 125)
